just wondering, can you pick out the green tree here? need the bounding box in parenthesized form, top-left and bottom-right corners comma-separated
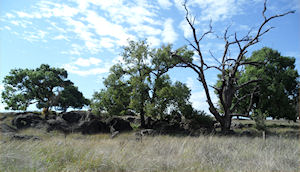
(2, 64, 89, 112)
(91, 41, 194, 128)
(91, 64, 131, 116)
(237, 48, 299, 121)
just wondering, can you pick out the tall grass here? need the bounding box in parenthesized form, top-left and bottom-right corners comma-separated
(1, 131, 299, 172)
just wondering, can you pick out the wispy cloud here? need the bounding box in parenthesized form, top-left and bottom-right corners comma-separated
(73, 57, 102, 67)
(162, 18, 178, 44)
(158, 0, 173, 9)
(62, 57, 110, 77)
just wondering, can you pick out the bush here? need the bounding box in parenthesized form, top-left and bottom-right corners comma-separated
(188, 110, 215, 127)
(252, 109, 267, 131)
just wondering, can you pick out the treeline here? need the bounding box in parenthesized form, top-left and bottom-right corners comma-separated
(1, 41, 299, 131)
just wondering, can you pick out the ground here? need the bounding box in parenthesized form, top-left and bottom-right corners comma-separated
(0, 113, 299, 172)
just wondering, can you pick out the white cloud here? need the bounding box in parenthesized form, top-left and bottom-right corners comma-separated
(132, 25, 162, 37)
(74, 57, 102, 67)
(158, 0, 173, 9)
(62, 44, 84, 56)
(162, 18, 178, 44)
(85, 10, 135, 47)
(179, 20, 192, 38)
(194, 0, 241, 21)
(4, 26, 11, 30)
(100, 37, 115, 49)
(62, 61, 111, 76)
(53, 34, 69, 41)
(186, 77, 195, 89)
(112, 55, 125, 65)
(23, 30, 48, 42)
(5, 13, 15, 18)
(147, 36, 161, 47)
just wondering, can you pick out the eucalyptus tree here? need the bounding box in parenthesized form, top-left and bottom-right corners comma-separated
(92, 41, 194, 128)
(236, 48, 299, 121)
(2, 64, 89, 112)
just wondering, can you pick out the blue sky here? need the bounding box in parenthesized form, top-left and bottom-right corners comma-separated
(0, 0, 299, 112)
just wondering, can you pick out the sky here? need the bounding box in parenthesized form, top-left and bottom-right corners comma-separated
(0, 0, 299, 113)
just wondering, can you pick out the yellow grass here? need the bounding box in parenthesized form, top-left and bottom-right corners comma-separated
(1, 130, 299, 172)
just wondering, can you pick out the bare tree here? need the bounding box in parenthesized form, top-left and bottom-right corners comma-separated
(172, 0, 295, 133)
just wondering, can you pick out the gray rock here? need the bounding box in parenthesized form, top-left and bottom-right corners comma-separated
(12, 113, 44, 129)
(0, 123, 17, 133)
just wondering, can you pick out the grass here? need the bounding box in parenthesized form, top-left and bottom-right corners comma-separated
(1, 129, 299, 172)
(1, 113, 299, 171)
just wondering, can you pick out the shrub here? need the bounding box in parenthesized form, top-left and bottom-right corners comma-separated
(252, 109, 267, 131)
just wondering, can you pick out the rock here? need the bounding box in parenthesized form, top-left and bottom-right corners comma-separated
(0, 116, 7, 121)
(12, 113, 44, 129)
(140, 129, 157, 136)
(152, 120, 186, 134)
(61, 111, 85, 123)
(46, 117, 71, 133)
(10, 134, 41, 141)
(106, 117, 133, 132)
(240, 130, 254, 137)
(0, 123, 17, 133)
(76, 119, 109, 134)
(231, 121, 246, 129)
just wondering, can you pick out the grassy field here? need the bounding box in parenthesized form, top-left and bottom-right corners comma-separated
(1, 123, 299, 172)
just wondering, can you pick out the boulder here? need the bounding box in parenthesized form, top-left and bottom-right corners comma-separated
(106, 117, 132, 132)
(76, 119, 109, 134)
(61, 111, 85, 123)
(0, 123, 17, 133)
(12, 113, 44, 129)
(140, 129, 157, 136)
(46, 117, 71, 133)
(152, 120, 186, 134)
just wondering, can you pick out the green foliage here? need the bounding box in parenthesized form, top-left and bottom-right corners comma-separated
(238, 48, 299, 121)
(56, 85, 90, 112)
(91, 40, 195, 123)
(2, 64, 89, 111)
(91, 64, 131, 116)
(187, 110, 215, 127)
(252, 109, 267, 131)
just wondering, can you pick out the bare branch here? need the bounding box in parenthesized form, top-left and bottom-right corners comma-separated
(209, 50, 222, 65)
(263, 0, 267, 20)
(236, 79, 262, 90)
(199, 20, 213, 42)
(210, 85, 221, 92)
(204, 65, 222, 72)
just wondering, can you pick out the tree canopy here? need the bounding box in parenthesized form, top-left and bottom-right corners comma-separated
(91, 40, 194, 127)
(2, 64, 89, 111)
(236, 48, 299, 121)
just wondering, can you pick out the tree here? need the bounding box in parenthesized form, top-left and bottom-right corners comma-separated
(125, 41, 194, 127)
(236, 48, 299, 121)
(56, 84, 90, 112)
(2, 64, 89, 112)
(172, 0, 295, 133)
(91, 64, 131, 116)
(91, 41, 194, 128)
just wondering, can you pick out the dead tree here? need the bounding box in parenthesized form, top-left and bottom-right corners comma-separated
(173, 0, 295, 133)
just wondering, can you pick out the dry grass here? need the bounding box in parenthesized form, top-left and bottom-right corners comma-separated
(1, 130, 299, 172)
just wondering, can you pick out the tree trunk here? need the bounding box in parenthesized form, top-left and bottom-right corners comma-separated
(220, 115, 232, 134)
(140, 107, 145, 128)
